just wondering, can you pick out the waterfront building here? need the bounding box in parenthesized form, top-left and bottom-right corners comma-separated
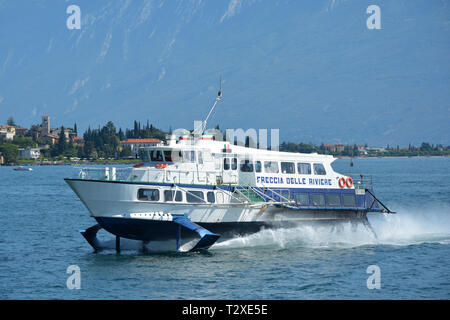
(19, 148, 41, 160)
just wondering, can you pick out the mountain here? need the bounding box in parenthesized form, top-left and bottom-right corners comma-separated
(0, 0, 449, 146)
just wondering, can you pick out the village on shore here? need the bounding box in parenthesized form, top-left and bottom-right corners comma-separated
(1, 115, 449, 166)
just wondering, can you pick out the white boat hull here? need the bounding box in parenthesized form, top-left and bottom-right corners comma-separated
(65, 178, 368, 245)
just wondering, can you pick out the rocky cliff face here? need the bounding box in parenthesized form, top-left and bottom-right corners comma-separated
(0, 0, 448, 145)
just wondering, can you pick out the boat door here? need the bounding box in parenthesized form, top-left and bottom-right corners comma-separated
(238, 159, 255, 186)
(222, 156, 238, 184)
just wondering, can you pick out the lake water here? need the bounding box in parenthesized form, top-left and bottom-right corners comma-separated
(0, 157, 449, 299)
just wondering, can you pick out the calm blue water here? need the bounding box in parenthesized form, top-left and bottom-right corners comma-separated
(0, 157, 449, 299)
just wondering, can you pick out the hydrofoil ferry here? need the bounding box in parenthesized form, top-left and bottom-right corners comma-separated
(65, 86, 393, 252)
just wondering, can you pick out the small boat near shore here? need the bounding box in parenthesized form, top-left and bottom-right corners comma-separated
(13, 166, 32, 171)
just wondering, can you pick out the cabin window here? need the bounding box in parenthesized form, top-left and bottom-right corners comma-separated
(281, 162, 295, 174)
(312, 193, 325, 206)
(240, 160, 254, 172)
(224, 158, 230, 170)
(138, 189, 160, 201)
(264, 161, 279, 173)
(313, 163, 326, 175)
(231, 158, 237, 170)
(343, 194, 356, 207)
(197, 151, 203, 164)
(186, 190, 205, 203)
(183, 150, 196, 162)
(150, 150, 163, 162)
(207, 191, 215, 203)
(164, 190, 182, 202)
(297, 163, 311, 175)
(140, 149, 150, 162)
(296, 193, 310, 206)
(163, 150, 173, 162)
(255, 161, 262, 173)
(328, 193, 341, 207)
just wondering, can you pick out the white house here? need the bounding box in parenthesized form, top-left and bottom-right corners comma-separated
(0, 125, 15, 141)
(19, 148, 41, 160)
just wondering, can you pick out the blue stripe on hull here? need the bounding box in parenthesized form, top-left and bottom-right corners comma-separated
(65, 178, 381, 212)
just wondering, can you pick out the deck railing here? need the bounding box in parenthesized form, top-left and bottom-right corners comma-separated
(342, 173, 373, 190)
(73, 166, 239, 185)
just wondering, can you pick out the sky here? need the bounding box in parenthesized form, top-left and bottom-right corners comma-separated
(0, 0, 449, 146)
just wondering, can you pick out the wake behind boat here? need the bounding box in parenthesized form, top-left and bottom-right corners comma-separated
(65, 84, 394, 252)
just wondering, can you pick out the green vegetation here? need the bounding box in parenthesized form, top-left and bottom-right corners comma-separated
(0, 143, 19, 164)
(80, 120, 165, 160)
(0, 119, 167, 164)
(1, 117, 449, 165)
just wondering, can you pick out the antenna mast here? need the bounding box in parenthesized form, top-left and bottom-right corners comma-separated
(200, 75, 222, 135)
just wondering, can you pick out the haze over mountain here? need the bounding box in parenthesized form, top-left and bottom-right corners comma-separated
(0, 0, 449, 146)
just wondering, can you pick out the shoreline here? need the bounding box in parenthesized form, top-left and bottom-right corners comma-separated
(1, 155, 448, 167)
(2, 160, 142, 166)
(336, 155, 450, 159)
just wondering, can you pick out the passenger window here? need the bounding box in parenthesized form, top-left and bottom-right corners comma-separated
(240, 160, 254, 172)
(343, 194, 356, 207)
(138, 189, 160, 201)
(264, 161, 279, 173)
(313, 163, 326, 175)
(164, 190, 182, 202)
(186, 190, 204, 203)
(328, 193, 341, 206)
(207, 191, 215, 203)
(197, 151, 203, 164)
(281, 162, 295, 174)
(224, 158, 230, 170)
(312, 193, 325, 206)
(297, 163, 311, 175)
(231, 158, 237, 170)
(255, 161, 262, 173)
(296, 193, 310, 206)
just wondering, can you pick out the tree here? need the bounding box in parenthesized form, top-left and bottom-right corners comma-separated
(120, 145, 132, 158)
(7, 117, 15, 126)
(12, 136, 35, 148)
(90, 149, 98, 160)
(118, 128, 125, 141)
(0, 143, 19, 164)
(57, 126, 67, 155)
(29, 124, 41, 141)
(420, 142, 432, 152)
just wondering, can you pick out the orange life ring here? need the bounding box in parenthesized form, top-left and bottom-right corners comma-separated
(156, 163, 168, 169)
(338, 177, 346, 188)
(346, 177, 354, 188)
